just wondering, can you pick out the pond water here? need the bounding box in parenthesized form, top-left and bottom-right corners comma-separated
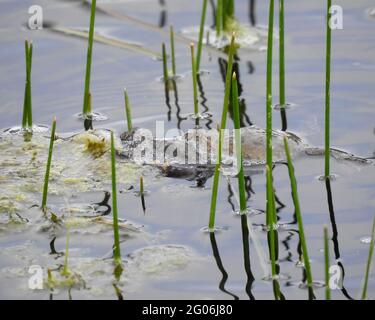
(0, 0, 374, 300)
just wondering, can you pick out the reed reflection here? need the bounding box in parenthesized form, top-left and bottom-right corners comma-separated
(158, 0, 167, 28)
(197, 75, 213, 130)
(325, 178, 354, 300)
(249, 0, 256, 26)
(218, 57, 253, 127)
(171, 80, 187, 130)
(209, 0, 217, 29)
(209, 232, 239, 300)
(240, 214, 256, 299)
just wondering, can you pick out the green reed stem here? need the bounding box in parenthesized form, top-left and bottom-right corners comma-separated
(266, 0, 274, 169)
(324, 0, 332, 178)
(324, 226, 331, 300)
(208, 126, 222, 230)
(222, 0, 234, 31)
(279, 0, 285, 107)
(361, 215, 375, 300)
(162, 43, 169, 82)
(27, 42, 33, 128)
(110, 131, 122, 265)
(22, 41, 29, 129)
(284, 137, 314, 291)
(190, 43, 199, 116)
(266, 165, 277, 278)
(216, 0, 223, 36)
(22, 40, 33, 129)
(170, 26, 176, 76)
(266, 0, 275, 228)
(88, 92, 92, 114)
(232, 73, 246, 212)
(220, 34, 236, 129)
(226, 0, 234, 17)
(266, 165, 284, 300)
(140, 175, 144, 196)
(124, 88, 132, 132)
(82, 0, 97, 115)
(196, 0, 208, 72)
(41, 118, 57, 211)
(208, 35, 236, 230)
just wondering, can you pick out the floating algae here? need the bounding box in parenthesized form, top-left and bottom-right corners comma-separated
(0, 129, 143, 197)
(180, 23, 273, 51)
(0, 241, 203, 299)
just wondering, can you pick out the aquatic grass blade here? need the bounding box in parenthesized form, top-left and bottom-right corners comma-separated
(324, 226, 331, 300)
(190, 43, 199, 116)
(231, 72, 246, 212)
(266, 0, 275, 169)
(284, 137, 314, 297)
(265, 165, 277, 276)
(196, 0, 208, 71)
(22, 40, 33, 129)
(124, 88, 132, 132)
(82, 0, 97, 115)
(170, 26, 176, 76)
(208, 34, 236, 230)
(361, 215, 375, 300)
(220, 34, 236, 129)
(22, 41, 29, 129)
(216, 0, 223, 36)
(41, 118, 57, 211)
(324, 0, 332, 178)
(110, 131, 122, 267)
(265, 165, 283, 300)
(279, 0, 285, 107)
(162, 42, 169, 82)
(26, 42, 33, 128)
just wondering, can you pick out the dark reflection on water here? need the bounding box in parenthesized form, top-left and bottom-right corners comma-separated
(249, 0, 256, 26)
(209, 0, 217, 29)
(280, 107, 288, 131)
(93, 191, 112, 216)
(218, 57, 253, 128)
(164, 82, 172, 122)
(197, 75, 213, 130)
(280, 231, 295, 263)
(240, 214, 256, 300)
(247, 61, 255, 74)
(49, 237, 64, 258)
(209, 232, 239, 300)
(84, 118, 93, 131)
(171, 80, 187, 130)
(158, 0, 167, 28)
(325, 178, 354, 300)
